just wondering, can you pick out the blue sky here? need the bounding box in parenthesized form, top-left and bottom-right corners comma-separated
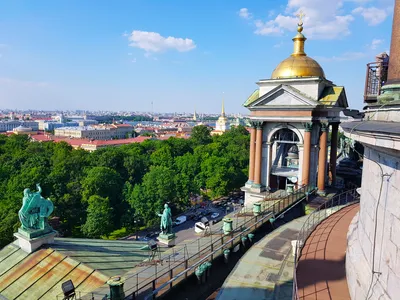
(0, 0, 394, 113)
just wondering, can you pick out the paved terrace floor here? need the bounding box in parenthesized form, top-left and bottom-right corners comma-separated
(296, 204, 360, 300)
(216, 214, 308, 300)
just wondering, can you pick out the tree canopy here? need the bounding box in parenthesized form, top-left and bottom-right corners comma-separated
(0, 125, 249, 248)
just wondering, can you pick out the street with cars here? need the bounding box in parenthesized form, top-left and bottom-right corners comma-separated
(127, 192, 245, 244)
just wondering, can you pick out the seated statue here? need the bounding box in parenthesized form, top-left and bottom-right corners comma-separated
(18, 184, 54, 231)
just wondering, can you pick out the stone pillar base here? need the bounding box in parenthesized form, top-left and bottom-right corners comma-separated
(14, 230, 57, 253)
(377, 84, 400, 103)
(245, 180, 253, 188)
(242, 186, 266, 206)
(158, 233, 176, 247)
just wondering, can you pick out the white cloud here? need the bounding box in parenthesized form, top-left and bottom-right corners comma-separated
(368, 38, 384, 50)
(239, 8, 252, 19)
(0, 77, 49, 88)
(131, 58, 137, 63)
(128, 30, 196, 53)
(249, 0, 355, 39)
(315, 51, 367, 61)
(128, 52, 133, 56)
(352, 6, 389, 25)
(268, 10, 276, 18)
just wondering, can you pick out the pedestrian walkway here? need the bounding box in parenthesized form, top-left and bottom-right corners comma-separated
(216, 215, 309, 300)
(296, 204, 359, 300)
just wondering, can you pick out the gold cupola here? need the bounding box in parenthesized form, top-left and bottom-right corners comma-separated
(271, 16, 325, 79)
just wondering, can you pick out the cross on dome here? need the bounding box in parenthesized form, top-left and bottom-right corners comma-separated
(296, 10, 305, 26)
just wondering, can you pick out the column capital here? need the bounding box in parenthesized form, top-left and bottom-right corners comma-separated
(303, 122, 313, 132)
(320, 122, 329, 132)
(255, 121, 263, 130)
(250, 120, 263, 129)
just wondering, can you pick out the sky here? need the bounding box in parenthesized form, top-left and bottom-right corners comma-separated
(0, 0, 395, 114)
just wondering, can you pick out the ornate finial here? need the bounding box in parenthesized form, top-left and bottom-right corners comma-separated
(296, 10, 305, 25)
(296, 11, 305, 33)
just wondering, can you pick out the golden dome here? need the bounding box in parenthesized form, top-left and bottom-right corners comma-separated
(271, 21, 325, 79)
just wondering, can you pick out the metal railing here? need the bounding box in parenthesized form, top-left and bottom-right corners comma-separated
(364, 61, 388, 103)
(292, 188, 360, 300)
(122, 185, 315, 300)
(56, 291, 107, 300)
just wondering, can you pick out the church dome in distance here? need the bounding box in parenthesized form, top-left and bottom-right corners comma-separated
(271, 17, 325, 80)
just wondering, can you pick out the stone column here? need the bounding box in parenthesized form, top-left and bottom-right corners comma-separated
(265, 142, 272, 189)
(329, 123, 339, 186)
(253, 122, 263, 188)
(301, 123, 312, 186)
(317, 123, 328, 195)
(246, 124, 256, 186)
(378, 0, 400, 103)
(388, 0, 400, 84)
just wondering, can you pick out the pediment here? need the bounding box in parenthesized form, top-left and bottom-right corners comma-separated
(248, 85, 319, 108)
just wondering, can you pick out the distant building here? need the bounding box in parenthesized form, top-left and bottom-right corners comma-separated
(230, 116, 246, 127)
(193, 109, 198, 121)
(54, 123, 133, 140)
(0, 120, 39, 132)
(44, 121, 79, 131)
(211, 100, 230, 135)
(12, 125, 37, 135)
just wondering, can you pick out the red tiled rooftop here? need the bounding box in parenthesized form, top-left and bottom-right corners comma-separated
(30, 134, 151, 147)
(296, 203, 359, 300)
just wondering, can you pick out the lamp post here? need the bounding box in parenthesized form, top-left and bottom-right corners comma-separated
(133, 215, 140, 241)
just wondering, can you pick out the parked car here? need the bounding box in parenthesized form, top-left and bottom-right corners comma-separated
(211, 212, 220, 219)
(173, 216, 187, 226)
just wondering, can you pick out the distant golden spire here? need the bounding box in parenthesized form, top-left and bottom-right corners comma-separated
(221, 93, 225, 117)
(292, 10, 307, 57)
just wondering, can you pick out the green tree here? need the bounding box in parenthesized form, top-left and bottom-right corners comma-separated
(81, 166, 123, 227)
(191, 125, 212, 145)
(150, 145, 174, 168)
(82, 195, 113, 238)
(128, 166, 176, 225)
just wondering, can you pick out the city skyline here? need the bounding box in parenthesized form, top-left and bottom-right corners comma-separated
(0, 0, 394, 113)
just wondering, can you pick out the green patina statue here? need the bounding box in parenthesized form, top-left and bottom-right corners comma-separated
(18, 184, 54, 233)
(157, 203, 173, 235)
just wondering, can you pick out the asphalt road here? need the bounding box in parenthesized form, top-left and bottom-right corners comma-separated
(127, 200, 242, 245)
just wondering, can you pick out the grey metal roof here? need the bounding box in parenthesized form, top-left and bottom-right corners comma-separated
(49, 238, 152, 277)
(341, 121, 400, 136)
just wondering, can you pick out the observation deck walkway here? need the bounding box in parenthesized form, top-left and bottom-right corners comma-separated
(87, 186, 314, 300)
(296, 204, 359, 300)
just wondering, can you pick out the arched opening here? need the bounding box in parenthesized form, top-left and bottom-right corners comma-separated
(269, 128, 300, 191)
(271, 128, 300, 168)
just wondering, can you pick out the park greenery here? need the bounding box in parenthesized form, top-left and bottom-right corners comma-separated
(0, 125, 249, 247)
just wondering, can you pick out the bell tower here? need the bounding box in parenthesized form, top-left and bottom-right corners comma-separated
(242, 19, 348, 205)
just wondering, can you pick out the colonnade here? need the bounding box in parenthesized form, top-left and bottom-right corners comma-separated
(246, 121, 340, 194)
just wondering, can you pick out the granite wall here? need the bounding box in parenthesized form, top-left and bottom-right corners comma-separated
(346, 145, 400, 299)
